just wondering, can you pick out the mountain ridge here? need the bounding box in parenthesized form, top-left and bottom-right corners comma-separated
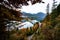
(22, 12, 47, 21)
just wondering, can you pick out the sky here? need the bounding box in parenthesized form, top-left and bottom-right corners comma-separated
(21, 0, 60, 14)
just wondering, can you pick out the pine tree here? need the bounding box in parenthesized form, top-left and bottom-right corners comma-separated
(52, 0, 57, 10)
(0, 0, 44, 40)
(46, 3, 50, 26)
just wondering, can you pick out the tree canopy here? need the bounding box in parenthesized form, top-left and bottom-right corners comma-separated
(0, 0, 45, 40)
(0, 0, 44, 9)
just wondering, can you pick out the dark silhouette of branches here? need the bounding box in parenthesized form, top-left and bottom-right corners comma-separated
(0, 0, 44, 9)
(0, 0, 45, 40)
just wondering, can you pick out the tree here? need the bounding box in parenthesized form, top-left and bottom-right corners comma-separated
(0, 0, 44, 9)
(0, 0, 44, 40)
(45, 3, 51, 26)
(50, 4, 60, 27)
(52, 0, 57, 10)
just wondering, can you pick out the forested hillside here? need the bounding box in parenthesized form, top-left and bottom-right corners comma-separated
(31, 4, 60, 40)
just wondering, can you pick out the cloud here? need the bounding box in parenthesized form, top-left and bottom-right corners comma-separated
(21, 0, 60, 14)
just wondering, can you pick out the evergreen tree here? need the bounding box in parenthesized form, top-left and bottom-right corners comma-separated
(0, 0, 44, 40)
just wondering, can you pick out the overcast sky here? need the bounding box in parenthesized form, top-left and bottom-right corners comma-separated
(21, 0, 60, 14)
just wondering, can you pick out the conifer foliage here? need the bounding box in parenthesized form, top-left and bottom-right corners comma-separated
(0, 0, 43, 40)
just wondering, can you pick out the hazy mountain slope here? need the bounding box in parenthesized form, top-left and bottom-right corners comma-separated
(22, 12, 46, 21)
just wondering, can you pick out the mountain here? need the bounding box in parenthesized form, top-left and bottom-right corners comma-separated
(22, 12, 47, 21)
